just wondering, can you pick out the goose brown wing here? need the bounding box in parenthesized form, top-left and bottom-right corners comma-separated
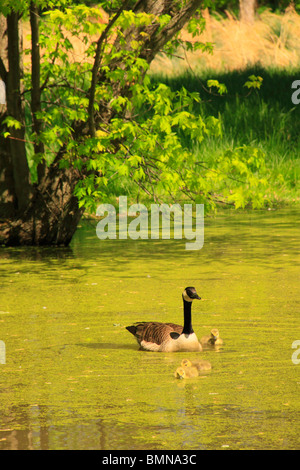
(165, 323, 183, 333)
(143, 322, 183, 345)
(126, 321, 182, 346)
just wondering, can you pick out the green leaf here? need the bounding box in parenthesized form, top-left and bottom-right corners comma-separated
(244, 75, 263, 90)
(3, 116, 22, 129)
(207, 80, 228, 95)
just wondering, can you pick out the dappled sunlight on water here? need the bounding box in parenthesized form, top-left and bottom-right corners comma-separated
(0, 209, 299, 449)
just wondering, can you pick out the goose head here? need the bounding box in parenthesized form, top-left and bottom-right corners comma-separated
(182, 287, 201, 302)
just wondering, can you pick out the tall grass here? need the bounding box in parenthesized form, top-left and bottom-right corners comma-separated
(149, 7, 300, 204)
(150, 67, 300, 203)
(150, 7, 300, 74)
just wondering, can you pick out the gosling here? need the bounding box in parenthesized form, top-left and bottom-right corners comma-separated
(174, 365, 199, 379)
(181, 358, 211, 371)
(200, 328, 223, 347)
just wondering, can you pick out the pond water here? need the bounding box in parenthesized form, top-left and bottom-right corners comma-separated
(0, 208, 299, 450)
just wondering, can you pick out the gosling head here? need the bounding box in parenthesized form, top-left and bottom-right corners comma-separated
(175, 365, 199, 379)
(174, 366, 186, 379)
(182, 287, 201, 303)
(181, 358, 192, 368)
(211, 328, 220, 341)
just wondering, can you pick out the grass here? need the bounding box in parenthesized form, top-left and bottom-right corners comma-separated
(148, 5, 300, 206)
(150, 7, 300, 74)
(149, 67, 300, 205)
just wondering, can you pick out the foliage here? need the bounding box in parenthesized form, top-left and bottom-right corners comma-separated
(243, 75, 263, 90)
(152, 67, 300, 206)
(0, 0, 277, 215)
(207, 79, 228, 95)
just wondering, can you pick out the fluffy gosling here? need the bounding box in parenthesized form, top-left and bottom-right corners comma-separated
(200, 328, 223, 347)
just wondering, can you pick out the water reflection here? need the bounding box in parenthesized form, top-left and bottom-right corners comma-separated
(1, 397, 299, 450)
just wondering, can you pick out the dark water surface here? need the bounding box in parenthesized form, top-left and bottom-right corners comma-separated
(0, 209, 299, 450)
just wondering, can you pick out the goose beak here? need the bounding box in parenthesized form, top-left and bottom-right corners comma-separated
(194, 294, 201, 300)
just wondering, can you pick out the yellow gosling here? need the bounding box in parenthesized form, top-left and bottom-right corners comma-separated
(200, 328, 223, 347)
(174, 365, 199, 379)
(181, 358, 212, 371)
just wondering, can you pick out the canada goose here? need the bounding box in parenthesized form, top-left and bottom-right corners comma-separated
(126, 287, 202, 352)
(174, 365, 199, 379)
(181, 358, 211, 371)
(200, 328, 223, 347)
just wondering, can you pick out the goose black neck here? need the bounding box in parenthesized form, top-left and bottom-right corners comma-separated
(182, 299, 194, 335)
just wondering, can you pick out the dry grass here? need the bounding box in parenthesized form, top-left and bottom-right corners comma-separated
(22, 6, 109, 66)
(150, 6, 300, 75)
(21, 6, 300, 74)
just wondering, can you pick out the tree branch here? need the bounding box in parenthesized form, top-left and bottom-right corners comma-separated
(30, 2, 45, 181)
(88, 0, 132, 137)
(141, 0, 204, 62)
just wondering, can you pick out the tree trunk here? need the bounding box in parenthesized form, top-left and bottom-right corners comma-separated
(0, 14, 18, 220)
(0, 153, 84, 245)
(30, 1, 46, 182)
(0, 0, 204, 246)
(0, 125, 17, 219)
(6, 12, 32, 212)
(239, 0, 257, 24)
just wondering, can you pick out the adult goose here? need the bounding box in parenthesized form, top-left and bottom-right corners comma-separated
(126, 287, 202, 352)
